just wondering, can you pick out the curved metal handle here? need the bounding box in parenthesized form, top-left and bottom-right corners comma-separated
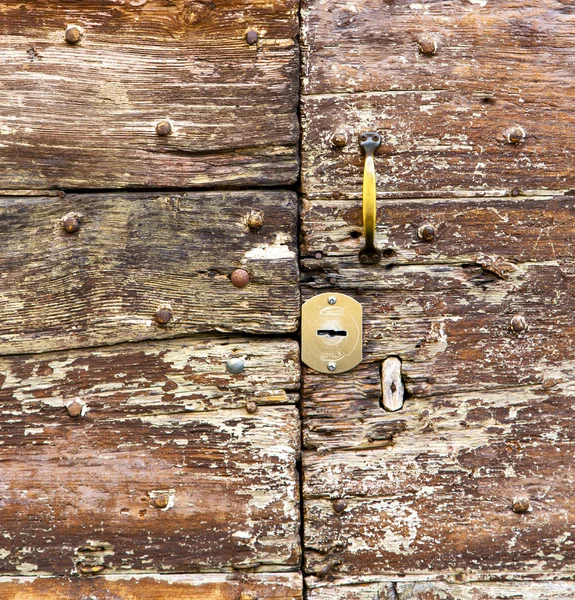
(359, 131, 381, 264)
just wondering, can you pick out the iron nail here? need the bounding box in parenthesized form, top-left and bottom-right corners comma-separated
(65, 25, 83, 45)
(62, 215, 80, 234)
(510, 315, 527, 333)
(246, 30, 258, 45)
(231, 269, 250, 288)
(154, 494, 169, 509)
(67, 400, 84, 418)
(247, 210, 263, 230)
(246, 401, 257, 414)
(227, 358, 245, 374)
(418, 222, 435, 242)
(512, 496, 530, 513)
(333, 498, 347, 514)
(156, 120, 172, 136)
(417, 35, 437, 55)
(507, 126, 526, 144)
(331, 131, 347, 148)
(155, 308, 172, 325)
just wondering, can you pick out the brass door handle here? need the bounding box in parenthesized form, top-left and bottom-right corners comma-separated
(359, 131, 381, 264)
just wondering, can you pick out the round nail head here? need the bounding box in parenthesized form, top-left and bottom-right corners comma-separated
(62, 215, 80, 234)
(231, 269, 250, 288)
(327, 362, 337, 372)
(67, 400, 83, 417)
(156, 121, 172, 136)
(512, 497, 530, 514)
(510, 315, 527, 333)
(417, 35, 437, 55)
(154, 494, 169, 509)
(507, 127, 525, 144)
(247, 210, 264, 230)
(418, 223, 436, 242)
(155, 308, 172, 325)
(246, 30, 258, 45)
(328, 296, 337, 305)
(246, 401, 257, 414)
(227, 358, 245, 374)
(333, 498, 347, 514)
(65, 25, 83, 45)
(331, 131, 347, 148)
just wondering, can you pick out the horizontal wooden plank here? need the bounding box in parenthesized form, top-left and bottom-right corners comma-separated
(301, 0, 575, 95)
(0, 0, 298, 189)
(303, 383, 575, 576)
(0, 572, 303, 599)
(300, 92, 574, 197)
(0, 404, 300, 574)
(301, 1, 575, 194)
(307, 579, 575, 599)
(0, 191, 299, 354)
(0, 337, 300, 575)
(0, 336, 299, 416)
(301, 195, 575, 265)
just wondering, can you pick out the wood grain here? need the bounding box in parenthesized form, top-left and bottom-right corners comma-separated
(0, 336, 299, 415)
(0, 0, 299, 189)
(303, 382, 575, 576)
(0, 572, 302, 599)
(0, 337, 300, 574)
(307, 579, 575, 599)
(0, 190, 299, 354)
(301, 195, 575, 398)
(301, 1, 575, 195)
(301, 192, 575, 576)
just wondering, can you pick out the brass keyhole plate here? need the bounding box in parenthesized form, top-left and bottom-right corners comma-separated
(301, 293, 363, 374)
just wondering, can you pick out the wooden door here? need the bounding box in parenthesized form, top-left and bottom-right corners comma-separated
(0, 1, 301, 598)
(300, 1, 575, 598)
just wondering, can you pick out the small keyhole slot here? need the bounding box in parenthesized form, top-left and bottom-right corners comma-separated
(317, 329, 348, 338)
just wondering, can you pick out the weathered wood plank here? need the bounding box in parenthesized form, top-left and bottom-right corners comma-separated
(0, 572, 303, 599)
(0, 336, 300, 575)
(301, 1, 575, 194)
(0, 405, 300, 574)
(301, 195, 575, 265)
(307, 579, 575, 599)
(0, 191, 299, 354)
(303, 379, 575, 575)
(301, 196, 575, 399)
(0, 336, 299, 415)
(0, 0, 298, 189)
(301, 191, 575, 576)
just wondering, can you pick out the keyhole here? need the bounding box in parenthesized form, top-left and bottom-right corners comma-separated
(317, 329, 348, 338)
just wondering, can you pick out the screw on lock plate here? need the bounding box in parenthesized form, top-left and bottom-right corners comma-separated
(301, 293, 363, 374)
(359, 131, 381, 265)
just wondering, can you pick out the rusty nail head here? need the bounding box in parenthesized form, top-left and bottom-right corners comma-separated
(155, 308, 172, 325)
(67, 400, 83, 417)
(154, 494, 169, 509)
(333, 498, 347, 514)
(510, 314, 527, 333)
(62, 215, 80, 234)
(156, 120, 172, 136)
(331, 131, 347, 148)
(315, 252, 323, 260)
(227, 358, 245, 374)
(246, 30, 258, 45)
(418, 222, 435, 242)
(231, 269, 250, 288)
(65, 25, 83, 45)
(512, 496, 530, 513)
(246, 401, 257, 414)
(510, 187, 522, 197)
(247, 210, 264, 230)
(417, 35, 437, 55)
(507, 126, 525, 144)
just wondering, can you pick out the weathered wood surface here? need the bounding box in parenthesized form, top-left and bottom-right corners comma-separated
(0, 337, 300, 575)
(307, 579, 575, 599)
(303, 383, 575, 576)
(301, 195, 575, 398)
(0, 191, 299, 354)
(0, 336, 299, 415)
(0, 572, 303, 599)
(301, 192, 575, 576)
(0, 0, 299, 190)
(300, 1, 575, 195)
